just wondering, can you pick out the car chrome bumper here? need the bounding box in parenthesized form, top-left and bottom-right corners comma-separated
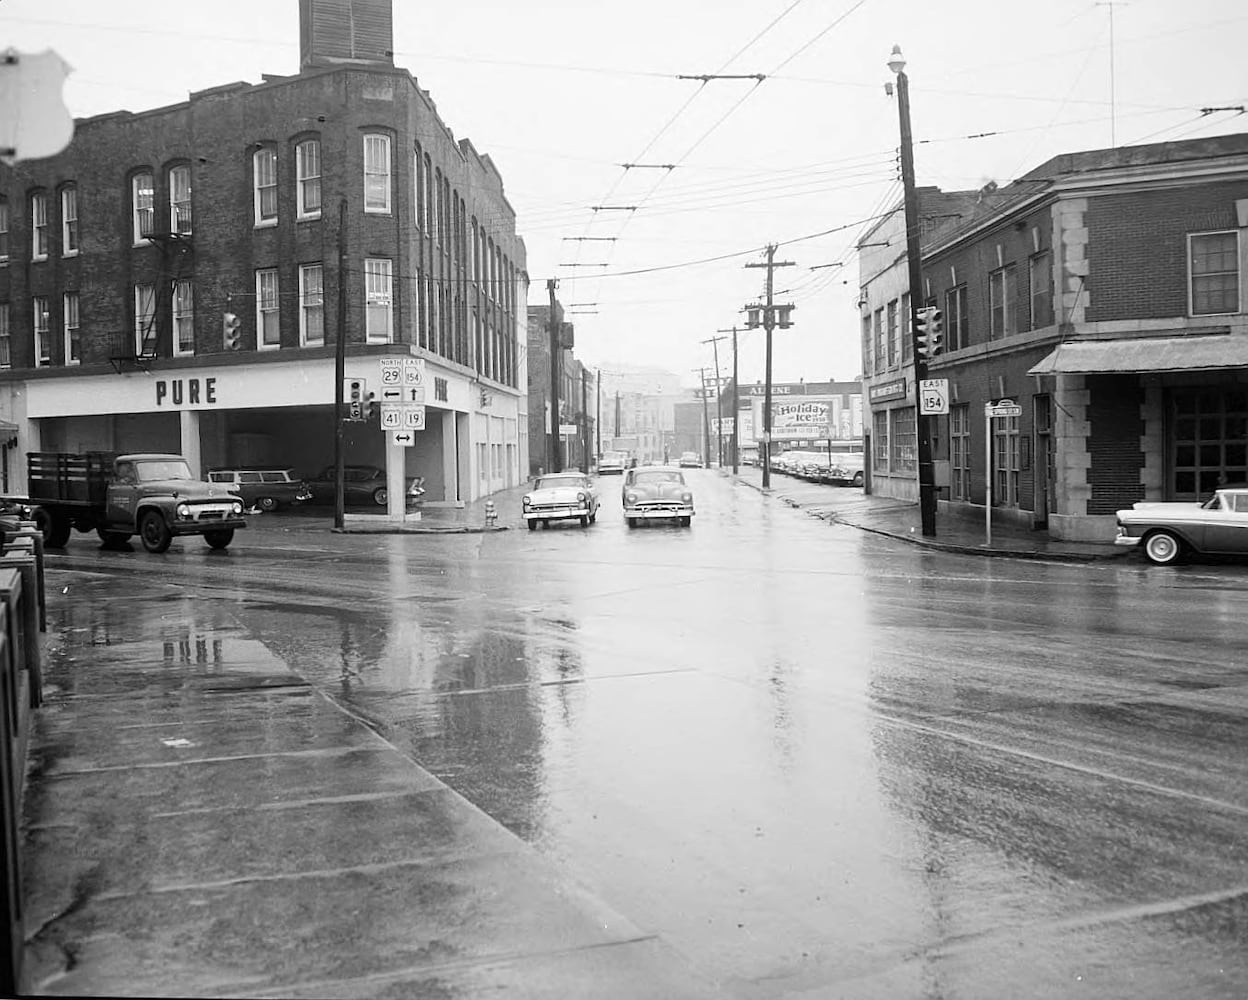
(524, 507, 590, 521)
(1113, 530, 1140, 548)
(171, 516, 248, 536)
(625, 505, 694, 519)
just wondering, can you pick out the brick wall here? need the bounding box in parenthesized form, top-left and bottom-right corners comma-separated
(1085, 374, 1144, 513)
(1085, 180, 1248, 321)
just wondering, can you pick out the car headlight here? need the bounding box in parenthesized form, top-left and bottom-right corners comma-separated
(522, 496, 532, 508)
(176, 503, 191, 518)
(232, 501, 244, 515)
(576, 491, 587, 503)
(626, 492, 638, 503)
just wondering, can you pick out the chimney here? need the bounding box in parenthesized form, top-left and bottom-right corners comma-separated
(300, 0, 394, 70)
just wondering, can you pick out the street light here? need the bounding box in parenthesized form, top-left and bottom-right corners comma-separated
(889, 44, 937, 537)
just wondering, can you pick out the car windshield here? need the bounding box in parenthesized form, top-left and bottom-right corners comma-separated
(134, 459, 194, 482)
(634, 471, 683, 486)
(534, 476, 587, 491)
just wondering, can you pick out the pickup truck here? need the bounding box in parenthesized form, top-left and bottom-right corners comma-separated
(22, 452, 247, 552)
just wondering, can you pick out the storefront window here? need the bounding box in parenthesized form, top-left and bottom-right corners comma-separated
(891, 407, 916, 474)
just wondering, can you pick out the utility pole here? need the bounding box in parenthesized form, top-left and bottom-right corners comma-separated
(693, 368, 711, 467)
(595, 368, 602, 466)
(547, 279, 562, 473)
(580, 369, 589, 473)
(716, 326, 740, 473)
(333, 199, 348, 530)
(701, 335, 727, 467)
(889, 45, 936, 536)
(744, 245, 796, 489)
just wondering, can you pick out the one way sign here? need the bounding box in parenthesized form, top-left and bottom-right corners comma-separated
(391, 430, 414, 447)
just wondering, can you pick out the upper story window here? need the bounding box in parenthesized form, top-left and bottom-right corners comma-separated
(363, 134, 391, 213)
(0, 303, 10, 367)
(33, 295, 50, 365)
(31, 192, 48, 260)
(989, 264, 1018, 339)
(0, 198, 8, 263)
(886, 299, 899, 366)
(296, 140, 321, 219)
(945, 284, 969, 352)
(256, 268, 280, 348)
(413, 145, 424, 230)
(364, 258, 393, 342)
(132, 172, 154, 244)
(134, 283, 156, 357)
(63, 291, 80, 364)
(61, 187, 79, 255)
(173, 279, 194, 355)
(299, 263, 324, 346)
(169, 165, 192, 235)
(1029, 251, 1053, 329)
(872, 308, 885, 374)
(1189, 231, 1239, 316)
(253, 147, 278, 226)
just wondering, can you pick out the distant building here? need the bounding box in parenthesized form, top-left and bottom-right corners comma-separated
(0, 0, 527, 502)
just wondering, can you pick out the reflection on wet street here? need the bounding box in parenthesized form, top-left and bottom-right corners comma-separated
(32, 471, 1248, 998)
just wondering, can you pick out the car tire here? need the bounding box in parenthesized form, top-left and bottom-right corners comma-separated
(627, 517, 637, 529)
(204, 529, 234, 550)
(527, 520, 536, 531)
(580, 515, 589, 527)
(139, 511, 173, 553)
(257, 496, 278, 512)
(36, 509, 72, 548)
(372, 487, 388, 506)
(679, 516, 691, 527)
(1143, 530, 1184, 565)
(852, 471, 864, 487)
(589, 511, 597, 523)
(96, 527, 132, 546)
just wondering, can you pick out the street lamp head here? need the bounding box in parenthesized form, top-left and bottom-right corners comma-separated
(887, 44, 906, 75)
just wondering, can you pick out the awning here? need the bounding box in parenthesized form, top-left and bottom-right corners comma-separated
(1028, 335, 1248, 376)
(0, 421, 16, 445)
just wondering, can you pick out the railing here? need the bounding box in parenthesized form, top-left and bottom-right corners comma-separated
(0, 518, 46, 996)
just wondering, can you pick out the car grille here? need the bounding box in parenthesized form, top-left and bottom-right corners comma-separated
(530, 502, 581, 514)
(635, 501, 685, 512)
(188, 503, 235, 521)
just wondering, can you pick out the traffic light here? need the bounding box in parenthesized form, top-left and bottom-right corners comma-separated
(362, 390, 376, 421)
(916, 306, 943, 360)
(346, 378, 365, 420)
(222, 312, 241, 350)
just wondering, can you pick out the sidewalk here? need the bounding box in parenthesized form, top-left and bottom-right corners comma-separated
(728, 464, 1129, 562)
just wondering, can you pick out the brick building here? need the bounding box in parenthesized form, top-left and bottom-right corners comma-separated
(0, 0, 528, 504)
(861, 133, 1248, 541)
(527, 303, 595, 475)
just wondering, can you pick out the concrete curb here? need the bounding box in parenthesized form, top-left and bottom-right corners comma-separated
(731, 473, 1126, 563)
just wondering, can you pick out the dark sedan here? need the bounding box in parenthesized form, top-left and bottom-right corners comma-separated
(307, 465, 425, 507)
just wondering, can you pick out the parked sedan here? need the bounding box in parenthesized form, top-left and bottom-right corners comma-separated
(1115, 485, 1248, 564)
(622, 466, 694, 528)
(307, 465, 425, 507)
(825, 453, 865, 487)
(522, 472, 599, 529)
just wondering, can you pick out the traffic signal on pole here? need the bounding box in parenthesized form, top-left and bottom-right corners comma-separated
(362, 391, 376, 421)
(346, 378, 365, 420)
(222, 312, 242, 350)
(916, 306, 943, 360)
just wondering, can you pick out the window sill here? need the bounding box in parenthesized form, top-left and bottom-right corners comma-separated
(254, 219, 278, 230)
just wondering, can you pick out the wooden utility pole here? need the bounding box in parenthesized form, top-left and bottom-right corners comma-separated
(333, 199, 348, 529)
(547, 279, 561, 473)
(701, 334, 727, 467)
(716, 326, 740, 473)
(580, 369, 590, 473)
(693, 367, 711, 467)
(595, 368, 602, 466)
(745, 245, 795, 489)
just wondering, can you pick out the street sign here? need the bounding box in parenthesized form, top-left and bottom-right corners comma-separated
(986, 398, 1022, 418)
(558, 423, 578, 436)
(391, 430, 415, 447)
(380, 405, 403, 429)
(380, 356, 426, 390)
(920, 378, 949, 415)
(403, 407, 425, 430)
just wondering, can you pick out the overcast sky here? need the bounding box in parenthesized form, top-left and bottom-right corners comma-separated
(5, 1, 1246, 388)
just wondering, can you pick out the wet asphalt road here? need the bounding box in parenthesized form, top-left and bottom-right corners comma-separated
(36, 470, 1248, 997)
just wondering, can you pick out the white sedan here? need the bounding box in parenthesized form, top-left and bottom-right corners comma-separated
(522, 472, 600, 529)
(1115, 485, 1248, 564)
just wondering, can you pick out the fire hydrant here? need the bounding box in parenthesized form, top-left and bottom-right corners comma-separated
(483, 499, 497, 526)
